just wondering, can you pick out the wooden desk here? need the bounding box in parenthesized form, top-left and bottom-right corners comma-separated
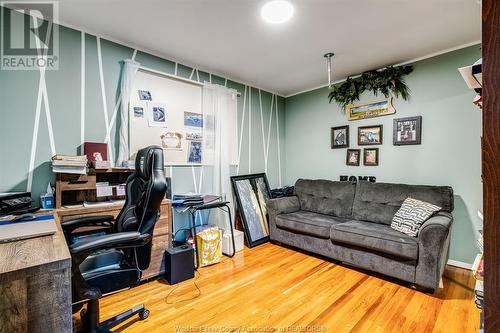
(56, 199, 172, 280)
(0, 215, 72, 332)
(0, 199, 172, 332)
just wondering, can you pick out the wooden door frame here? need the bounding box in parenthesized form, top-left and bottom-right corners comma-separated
(482, 1, 500, 331)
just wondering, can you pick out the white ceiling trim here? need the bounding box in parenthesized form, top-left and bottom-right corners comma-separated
(55, 18, 286, 97)
(284, 40, 482, 98)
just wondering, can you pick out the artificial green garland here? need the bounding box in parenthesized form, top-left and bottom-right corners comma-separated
(328, 65, 414, 110)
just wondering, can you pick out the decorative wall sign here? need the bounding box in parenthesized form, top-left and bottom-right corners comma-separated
(363, 148, 379, 166)
(358, 125, 383, 145)
(331, 125, 349, 148)
(340, 175, 376, 182)
(231, 173, 272, 248)
(347, 98, 395, 121)
(160, 132, 183, 150)
(393, 116, 422, 145)
(346, 149, 361, 166)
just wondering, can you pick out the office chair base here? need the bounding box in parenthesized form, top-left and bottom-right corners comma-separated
(80, 299, 149, 333)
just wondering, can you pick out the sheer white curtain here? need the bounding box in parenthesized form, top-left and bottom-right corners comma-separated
(203, 83, 238, 229)
(116, 59, 140, 166)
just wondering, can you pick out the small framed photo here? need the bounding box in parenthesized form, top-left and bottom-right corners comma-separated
(358, 125, 383, 145)
(346, 149, 361, 166)
(138, 90, 152, 101)
(363, 148, 379, 166)
(331, 125, 349, 149)
(133, 106, 144, 117)
(393, 116, 422, 145)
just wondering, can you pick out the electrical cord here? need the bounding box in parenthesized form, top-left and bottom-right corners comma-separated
(166, 203, 235, 304)
(165, 269, 202, 304)
(164, 254, 236, 305)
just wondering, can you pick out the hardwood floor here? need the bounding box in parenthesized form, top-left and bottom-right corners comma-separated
(96, 243, 479, 332)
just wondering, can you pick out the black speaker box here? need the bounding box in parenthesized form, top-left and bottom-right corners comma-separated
(165, 246, 194, 285)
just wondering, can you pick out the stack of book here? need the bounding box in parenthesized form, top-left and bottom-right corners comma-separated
(52, 155, 88, 174)
(172, 193, 204, 207)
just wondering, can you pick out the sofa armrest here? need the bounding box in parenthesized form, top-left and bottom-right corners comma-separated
(268, 196, 300, 216)
(415, 212, 453, 291)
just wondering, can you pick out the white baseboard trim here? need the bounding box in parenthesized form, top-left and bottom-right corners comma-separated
(447, 259, 473, 270)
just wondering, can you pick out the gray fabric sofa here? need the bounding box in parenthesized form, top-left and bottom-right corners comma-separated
(268, 179, 454, 291)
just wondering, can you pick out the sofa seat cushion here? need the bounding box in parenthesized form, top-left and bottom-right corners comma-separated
(331, 220, 419, 260)
(276, 211, 348, 239)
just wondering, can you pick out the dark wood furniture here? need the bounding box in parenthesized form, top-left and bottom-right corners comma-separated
(55, 199, 172, 281)
(0, 214, 72, 332)
(483, 1, 500, 330)
(55, 168, 134, 208)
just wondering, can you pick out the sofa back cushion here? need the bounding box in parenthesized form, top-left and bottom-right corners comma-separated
(294, 179, 356, 218)
(352, 182, 454, 225)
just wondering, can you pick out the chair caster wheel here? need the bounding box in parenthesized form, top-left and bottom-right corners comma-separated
(139, 309, 150, 320)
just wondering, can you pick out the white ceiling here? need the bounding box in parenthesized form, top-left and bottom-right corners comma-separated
(56, 0, 481, 96)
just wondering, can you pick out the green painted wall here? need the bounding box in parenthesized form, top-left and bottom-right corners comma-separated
(0, 7, 284, 197)
(0, 8, 481, 263)
(284, 45, 482, 264)
(0, 8, 285, 234)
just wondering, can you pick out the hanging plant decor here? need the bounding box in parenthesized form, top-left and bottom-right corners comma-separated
(328, 65, 414, 110)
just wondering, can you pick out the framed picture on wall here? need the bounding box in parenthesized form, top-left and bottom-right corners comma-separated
(231, 173, 272, 248)
(346, 149, 361, 166)
(393, 116, 422, 145)
(331, 125, 349, 148)
(358, 125, 383, 145)
(363, 148, 379, 166)
(346, 98, 396, 121)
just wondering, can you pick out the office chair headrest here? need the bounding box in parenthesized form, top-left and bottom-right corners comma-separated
(135, 146, 164, 180)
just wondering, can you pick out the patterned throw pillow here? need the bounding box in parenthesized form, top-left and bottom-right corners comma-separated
(391, 197, 442, 237)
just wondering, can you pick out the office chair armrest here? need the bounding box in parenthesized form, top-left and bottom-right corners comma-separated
(70, 231, 151, 255)
(61, 215, 115, 239)
(61, 215, 115, 229)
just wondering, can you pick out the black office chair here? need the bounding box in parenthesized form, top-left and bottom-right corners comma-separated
(61, 146, 167, 333)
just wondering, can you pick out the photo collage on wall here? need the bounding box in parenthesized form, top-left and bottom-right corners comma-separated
(184, 111, 203, 163)
(331, 98, 423, 168)
(132, 89, 204, 164)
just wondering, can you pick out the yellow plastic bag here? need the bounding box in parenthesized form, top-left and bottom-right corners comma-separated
(196, 227, 222, 267)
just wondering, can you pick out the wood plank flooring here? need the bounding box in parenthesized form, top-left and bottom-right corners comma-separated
(95, 243, 479, 332)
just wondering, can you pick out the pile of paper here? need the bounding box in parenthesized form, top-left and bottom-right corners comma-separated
(52, 155, 87, 174)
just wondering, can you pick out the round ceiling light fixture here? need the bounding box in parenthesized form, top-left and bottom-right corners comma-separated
(261, 0, 294, 24)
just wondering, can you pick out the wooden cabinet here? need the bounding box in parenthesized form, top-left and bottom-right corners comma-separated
(56, 199, 172, 281)
(55, 168, 134, 208)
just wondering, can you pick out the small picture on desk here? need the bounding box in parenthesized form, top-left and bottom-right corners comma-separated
(188, 141, 202, 163)
(231, 173, 272, 248)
